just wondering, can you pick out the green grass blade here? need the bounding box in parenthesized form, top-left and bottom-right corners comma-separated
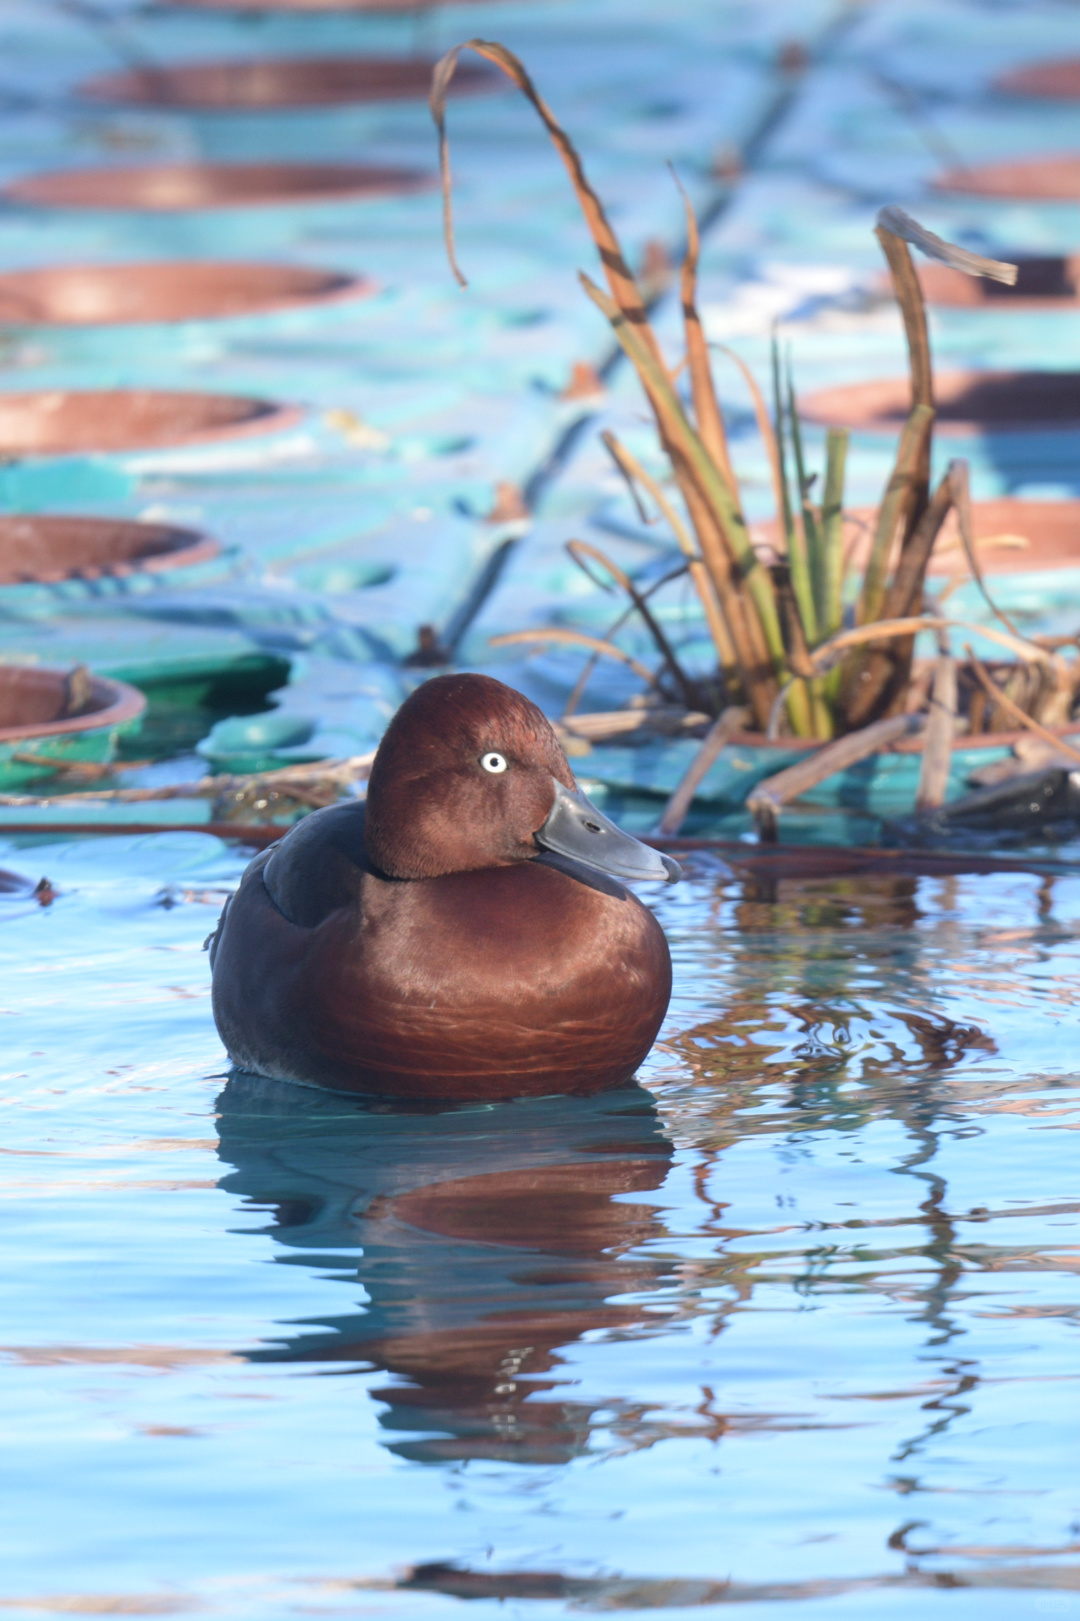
(783, 352, 819, 646)
(819, 427, 848, 639)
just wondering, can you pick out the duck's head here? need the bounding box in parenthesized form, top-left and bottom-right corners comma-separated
(365, 673, 680, 884)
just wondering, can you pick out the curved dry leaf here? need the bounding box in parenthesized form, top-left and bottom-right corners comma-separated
(489, 627, 660, 686)
(877, 206, 1019, 285)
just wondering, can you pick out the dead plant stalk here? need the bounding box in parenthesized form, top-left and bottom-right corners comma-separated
(432, 47, 1074, 805)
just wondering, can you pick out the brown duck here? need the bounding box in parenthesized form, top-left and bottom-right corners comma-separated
(210, 673, 678, 1101)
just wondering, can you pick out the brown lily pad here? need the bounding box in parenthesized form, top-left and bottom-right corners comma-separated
(0, 262, 372, 325)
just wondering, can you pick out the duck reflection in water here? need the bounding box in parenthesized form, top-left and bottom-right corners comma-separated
(215, 1074, 674, 1465)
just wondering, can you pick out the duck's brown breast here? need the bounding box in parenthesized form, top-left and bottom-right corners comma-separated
(211, 851, 671, 1101)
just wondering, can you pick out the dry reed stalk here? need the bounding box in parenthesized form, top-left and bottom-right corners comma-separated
(433, 43, 1074, 801)
(0, 752, 376, 810)
(747, 713, 926, 840)
(490, 628, 660, 687)
(841, 215, 957, 727)
(674, 174, 734, 488)
(433, 39, 789, 729)
(601, 431, 739, 682)
(884, 465, 958, 620)
(859, 222, 935, 597)
(565, 538, 700, 710)
(965, 650, 1080, 765)
(951, 458, 1026, 643)
(876, 223, 934, 414)
(767, 613, 1050, 736)
(876, 206, 1019, 285)
(558, 557, 691, 720)
(838, 217, 1020, 736)
(845, 404, 935, 718)
(579, 273, 788, 722)
(808, 615, 1053, 676)
(557, 708, 710, 744)
(783, 352, 821, 643)
(431, 41, 659, 353)
(915, 640, 958, 812)
(656, 706, 751, 835)
(850, 464, 957, 723)
(818, 429, 848, 637)
(723, 340, 824, 734)
(721, 342, 797, 606)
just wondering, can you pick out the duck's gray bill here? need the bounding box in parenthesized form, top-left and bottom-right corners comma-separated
(536, 780, 681, 883)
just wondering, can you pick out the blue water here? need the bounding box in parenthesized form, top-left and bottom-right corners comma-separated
(1, 831, 1078, 1617)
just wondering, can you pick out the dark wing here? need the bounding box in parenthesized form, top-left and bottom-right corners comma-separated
(262, 800, 372, 928)
(205, 891, 231, 969)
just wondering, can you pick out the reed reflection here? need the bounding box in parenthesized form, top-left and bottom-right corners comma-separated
(662, 865, 1047, 1525)
(215, 1077, 674, 1465)
(667, 870, 1002, 1148)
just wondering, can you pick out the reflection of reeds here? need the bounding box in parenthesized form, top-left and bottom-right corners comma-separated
(650, 867, 1080, 1168)
(433, 47, 1080, 777)
(655, 871, 1011, 1149)
(645, 862, 1080, 1497)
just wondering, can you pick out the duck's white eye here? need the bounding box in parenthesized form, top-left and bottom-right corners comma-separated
(480, 752, 508, 774)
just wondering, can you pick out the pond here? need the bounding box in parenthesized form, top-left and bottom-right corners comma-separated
(1, 831, 1078, 1618)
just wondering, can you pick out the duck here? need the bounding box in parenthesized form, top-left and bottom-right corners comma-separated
(209, 672, 679, 1101)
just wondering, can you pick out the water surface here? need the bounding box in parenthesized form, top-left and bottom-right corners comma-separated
(1, 832, 1078, 1618)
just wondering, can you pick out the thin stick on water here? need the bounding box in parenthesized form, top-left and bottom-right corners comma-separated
(557, 708, 708, 744)
(915, 628, 957, 812)
(59, 0, 167, 81)
(748, 713, 926, 841)
(655, 706, 752, 836)
(874, 76, 973, 180)
(0, 753, 377, 809)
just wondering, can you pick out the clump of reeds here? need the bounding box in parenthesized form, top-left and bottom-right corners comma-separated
(431, 43, 1080, 782)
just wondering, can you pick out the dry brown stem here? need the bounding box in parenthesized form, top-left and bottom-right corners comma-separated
(915, 642, 958, 812)
(565, 539, 700, 709)
(490, 628, 660, 687)
(965, 650, 1080, 764)
(748, 713, 926, 839)
(656, 706, 751, 835)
